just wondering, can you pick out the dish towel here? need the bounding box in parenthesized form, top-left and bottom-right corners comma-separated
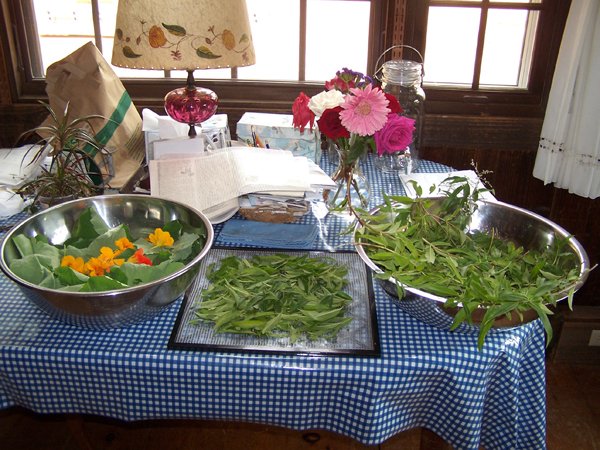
(218, 219, 318, 249)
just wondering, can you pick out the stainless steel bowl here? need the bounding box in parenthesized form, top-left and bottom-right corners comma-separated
(355, 199, 591, 332)
(0, 195, 214, 329)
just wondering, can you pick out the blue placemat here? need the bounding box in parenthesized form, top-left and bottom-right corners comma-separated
(219, 219, 318, 249)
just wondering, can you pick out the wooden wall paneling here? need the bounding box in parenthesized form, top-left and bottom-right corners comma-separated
(0, 104, 47, 147)
(523, 176, 556, 217)
(490, 149, 536, 205)
(0, 0, 12, 106)
(549, 189, 592, 237)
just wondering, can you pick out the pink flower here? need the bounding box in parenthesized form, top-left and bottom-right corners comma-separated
(292, 92, 315, 133)
(374, 115, 416, 156)
(339, 84, 390, 136)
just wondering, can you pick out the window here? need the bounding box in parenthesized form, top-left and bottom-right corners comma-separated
(404, 0, 570, 116)
(25, 0, 372, 81)
(424, 0, 542, 88)
(3, 0, 570, 119)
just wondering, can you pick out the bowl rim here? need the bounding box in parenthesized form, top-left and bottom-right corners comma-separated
(354, 197, 591, 304)
(0, 194, 214, 297)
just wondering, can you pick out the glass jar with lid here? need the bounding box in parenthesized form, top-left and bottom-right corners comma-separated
(375, 46, 425, 173)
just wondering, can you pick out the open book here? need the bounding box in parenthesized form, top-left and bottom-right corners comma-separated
(148, 146, 335, 223)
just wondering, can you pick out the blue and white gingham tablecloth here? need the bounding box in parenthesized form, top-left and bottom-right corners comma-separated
(0, 155, 546, 450)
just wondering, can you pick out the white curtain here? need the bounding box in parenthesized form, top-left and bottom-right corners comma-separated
(533, 0, 600, 199)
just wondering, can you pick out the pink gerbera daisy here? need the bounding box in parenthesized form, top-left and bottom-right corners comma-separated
(339, 84, 390, 136)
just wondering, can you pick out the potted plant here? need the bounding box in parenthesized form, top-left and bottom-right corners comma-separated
(17, 101, 109, 209)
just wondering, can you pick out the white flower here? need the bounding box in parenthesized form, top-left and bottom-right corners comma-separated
(308, 90, 345, 117)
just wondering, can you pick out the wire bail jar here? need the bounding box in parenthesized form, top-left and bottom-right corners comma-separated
(375, 45, 425, 173)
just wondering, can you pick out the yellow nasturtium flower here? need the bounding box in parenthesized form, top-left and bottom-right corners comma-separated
(148, 228, 174, 247)
(115, 237, 134, 252)
(85, 247, 125, 276)
(61, 255, 87, 274)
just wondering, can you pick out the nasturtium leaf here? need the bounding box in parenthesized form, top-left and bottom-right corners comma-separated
(11, 234, 34, 258)
(80, 276, 128, 292)
(64, 207, 110, 248)
(9, 256, 55, 285)
(55, 266, 89, 286)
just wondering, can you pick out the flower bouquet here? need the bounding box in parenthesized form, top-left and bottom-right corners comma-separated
(292, 68, 416, 213)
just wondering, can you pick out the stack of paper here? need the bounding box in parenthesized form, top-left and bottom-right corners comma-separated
(148, 147, 336, 223)
(399, 170, 496, 201)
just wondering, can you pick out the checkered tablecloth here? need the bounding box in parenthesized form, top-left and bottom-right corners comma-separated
(0, 156, 546, 450)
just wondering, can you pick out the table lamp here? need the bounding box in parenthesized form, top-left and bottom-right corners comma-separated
(111, 0, 255, 137)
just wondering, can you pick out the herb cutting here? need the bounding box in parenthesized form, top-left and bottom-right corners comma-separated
(354, 177, 590, 349)
(192, 253, 353, 343)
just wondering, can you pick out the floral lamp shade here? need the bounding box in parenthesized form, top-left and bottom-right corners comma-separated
(111, 0, 255, 137)
(111, 0, 256, 71)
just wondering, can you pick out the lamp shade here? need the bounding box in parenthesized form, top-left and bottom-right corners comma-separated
(111, 0, 255, 71)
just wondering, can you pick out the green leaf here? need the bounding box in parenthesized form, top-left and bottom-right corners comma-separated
(356, 177, 585, 350)
(122, 46, 142, 58)
(170, 232, 202, 263)
(163, 220, 183, 239)
(194, 254, 353, 342)
(114, 260, 185, 287)
(64, 207, 109, 248)
(55, 266, 89, 286)
(9, 256, 55, 285)
(11, 234, 34, 258)
(196, 46, 222, 59)
(85, 225, 129, 257)
(80, 275, 128, 292)
(162, 23, 187, 36)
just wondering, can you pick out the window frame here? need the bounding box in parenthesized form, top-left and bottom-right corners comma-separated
(3, 0, 387, 107)
(2, 0, 570, 120)
(403, 0, 571, 117)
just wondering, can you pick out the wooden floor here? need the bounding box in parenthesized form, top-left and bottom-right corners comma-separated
(0, 360, 598, 450)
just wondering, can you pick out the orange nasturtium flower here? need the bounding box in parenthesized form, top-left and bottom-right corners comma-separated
(115, 237, 135, 252)
(128, 248, 152, 266)
(148, 228, 174, 247)
(85, 247, 125, 277)
(61, 255, 87, 274)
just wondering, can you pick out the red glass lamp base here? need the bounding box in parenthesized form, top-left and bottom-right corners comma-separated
(164, 71, 218, 137)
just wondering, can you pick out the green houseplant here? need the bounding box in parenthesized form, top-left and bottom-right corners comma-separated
(17, 101, 110, 208)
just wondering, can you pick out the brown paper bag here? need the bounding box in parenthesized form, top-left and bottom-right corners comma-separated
(44, 41, 144, 189)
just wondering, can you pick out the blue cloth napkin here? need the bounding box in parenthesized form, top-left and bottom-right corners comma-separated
(218, 219, 318, 249)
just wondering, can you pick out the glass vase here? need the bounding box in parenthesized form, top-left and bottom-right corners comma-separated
(324, 152, 370, 215)
(374, 148, 415, 174)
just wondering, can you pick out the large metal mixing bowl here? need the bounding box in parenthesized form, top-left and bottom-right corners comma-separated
(355, 199, 591, 332)
(0, 195, 214, 329)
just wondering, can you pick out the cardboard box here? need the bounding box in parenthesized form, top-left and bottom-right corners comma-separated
(236, 112, 321, 163)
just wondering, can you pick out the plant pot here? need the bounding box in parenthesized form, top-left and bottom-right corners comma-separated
(36, 194, 77, 210)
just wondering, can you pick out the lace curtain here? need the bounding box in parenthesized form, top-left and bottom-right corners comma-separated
(533, 0, 600, 199)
